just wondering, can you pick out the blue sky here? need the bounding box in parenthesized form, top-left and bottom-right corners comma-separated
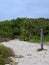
(0, 0, 49, 21)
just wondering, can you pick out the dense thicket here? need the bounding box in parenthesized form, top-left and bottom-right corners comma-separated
(0, 18, 49, 42)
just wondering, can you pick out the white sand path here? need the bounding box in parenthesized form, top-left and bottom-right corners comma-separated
(1, 39, 49, 65)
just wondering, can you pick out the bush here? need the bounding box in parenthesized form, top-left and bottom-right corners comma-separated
(0, 45, 15, 65)
(0, 18, 49, 42)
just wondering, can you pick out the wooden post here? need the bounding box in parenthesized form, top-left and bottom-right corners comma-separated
(40, 29, 43, 49)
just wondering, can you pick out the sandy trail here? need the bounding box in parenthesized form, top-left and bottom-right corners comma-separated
(1, 39, 49, 65)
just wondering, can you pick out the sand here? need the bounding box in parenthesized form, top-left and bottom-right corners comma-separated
(1, 39, 49, 65)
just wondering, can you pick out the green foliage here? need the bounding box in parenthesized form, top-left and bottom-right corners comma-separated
(0, 45, 15, 65)
(44, 35, 49, 42)
(29, 36, 40, 42)
(0, 18, 49, 42)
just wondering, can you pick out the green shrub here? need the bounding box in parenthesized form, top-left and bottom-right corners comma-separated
(0, 45, 15, 65)
(0, 18, 49, 42)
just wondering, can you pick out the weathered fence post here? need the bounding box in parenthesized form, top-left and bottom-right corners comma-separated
(40, 29, 43, 49)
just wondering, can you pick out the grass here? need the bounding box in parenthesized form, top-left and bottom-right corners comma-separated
(19, 35, 49, 45)
(29, 36, 40, 43)
(44, 35, 49, 42)
(19, 35, 40, 43)
(0, 45, 15, 65)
